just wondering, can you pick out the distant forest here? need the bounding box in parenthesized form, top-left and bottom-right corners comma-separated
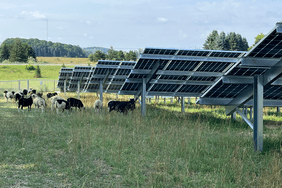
(83, 47, 110, 56)
(2, 38, 87, 58)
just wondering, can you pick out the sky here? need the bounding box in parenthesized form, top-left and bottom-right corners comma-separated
(0, 0, 282, 51)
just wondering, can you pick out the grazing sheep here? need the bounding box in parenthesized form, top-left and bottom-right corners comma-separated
(67, 98, 85, 110)
(31, 94, 46, 113)
(108, 99, 135, 114)
(55, 99, 71, 114)
(51, 96, 65, 111)
(116, 99, 135, 114)
(14, 92, 23, 102)
(107, 100, 121, 112)
(94, 99, 103, 112)
(28, 89, 36, 95)
(18, 96, 33, 112)
(47, 92, 58, 99)
(3, 91, 15, 102)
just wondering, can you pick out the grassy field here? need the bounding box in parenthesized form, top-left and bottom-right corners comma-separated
(0, 93, 282, 187)
(37, 57, 92, 65)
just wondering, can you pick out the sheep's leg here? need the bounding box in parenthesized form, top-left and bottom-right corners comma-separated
(56, 108, 59, 114)
(41, 106, 44, 113)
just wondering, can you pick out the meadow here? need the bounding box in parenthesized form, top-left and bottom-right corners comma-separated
(1, 58, 282, 187)
(1, 92, 282, 187)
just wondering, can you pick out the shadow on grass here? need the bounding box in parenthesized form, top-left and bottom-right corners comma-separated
(145, 104, 250, 131)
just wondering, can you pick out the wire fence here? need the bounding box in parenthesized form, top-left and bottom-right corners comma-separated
(0, 79, 59, 93)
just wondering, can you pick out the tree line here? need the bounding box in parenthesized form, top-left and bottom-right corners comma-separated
(203, 30, 249, 51)
(2, 38, 87, 58)
(88, 46, 138, 62)
(0, 38, 36, 62)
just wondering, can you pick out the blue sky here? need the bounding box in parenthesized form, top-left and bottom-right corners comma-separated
(0, 0, 281, 51)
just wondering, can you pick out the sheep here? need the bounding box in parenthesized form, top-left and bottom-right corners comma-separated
(116, 99, 135, 114)
(50, 96, 65, 111)
(54, 99, 71, 114)
(47, 92, 57, 99)
(3, 91, 15, 102)
(31, 94, 46, 113)
(67, 98, 85, 110)
(108, 99, 135, 114)
(94, 99, 103, 112)
(14, 92, 23, 102)
(18, 96, 33, 112)
(107, 100, 121, 112)
(28, 89, 36, 95)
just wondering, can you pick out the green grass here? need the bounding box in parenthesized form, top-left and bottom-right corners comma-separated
(1, 94, 282, 187)
(0, 65, 66, 80)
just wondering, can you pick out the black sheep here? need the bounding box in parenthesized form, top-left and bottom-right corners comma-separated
(47, 92, 57, 99)
(18, 96, 33, 112)
(67, 97, 85, 110)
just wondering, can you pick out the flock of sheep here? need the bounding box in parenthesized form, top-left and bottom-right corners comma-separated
(3, 90, 136, 114)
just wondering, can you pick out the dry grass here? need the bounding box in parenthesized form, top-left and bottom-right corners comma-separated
(37, 57, 96, 65)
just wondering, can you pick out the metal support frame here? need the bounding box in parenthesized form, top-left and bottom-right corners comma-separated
(231, 111, 236, 121)
(27, 80, 29, 90)
(18, 80, 21, 92)
(253, 75, 263, 151)
(64, 80, 66, 96)
(141, 78, 146, 116)
(181, 97, 185, 113)
(99, 80, 103, 102)
(77, 82, 80, 99)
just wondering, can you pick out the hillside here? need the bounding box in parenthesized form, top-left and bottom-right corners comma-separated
(83, 47, 110, 56)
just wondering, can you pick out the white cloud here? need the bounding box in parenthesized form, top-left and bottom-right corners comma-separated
(157, 17, 168, 22)
(179, 30, 187, 39)
(20, 11, 46, 19)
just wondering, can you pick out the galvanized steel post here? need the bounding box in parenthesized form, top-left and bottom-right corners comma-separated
(253, 75, 263, 151)
(141, 78, 146, 116)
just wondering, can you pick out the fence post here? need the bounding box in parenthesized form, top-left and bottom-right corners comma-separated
(27, 80, 29, 90)
(54, 80, 56, 91)
(18, 80, 21, 92)
(64, 80, 66, 96)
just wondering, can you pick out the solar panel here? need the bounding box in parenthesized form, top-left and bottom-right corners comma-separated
(120, 47, 245, 97)
(57, 67, 74, 90)
(68, 66, 94, 92)
(84, 60, 136, 93)
(198, 22, 282, 111)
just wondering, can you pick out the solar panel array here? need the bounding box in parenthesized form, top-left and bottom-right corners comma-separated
(57, 68, 74, 91)
(198, 22, 282, 109)
(120, 48, 245, 97)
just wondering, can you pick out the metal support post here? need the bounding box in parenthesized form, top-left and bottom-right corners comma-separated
(77, 82, 80, 99)
(231, 111, 236, 121)
(181, 96, 185, 113)
(250, 107, 253, 122)
(170, 98, 173, 104)
(164, 98, 166, 105)
(277, 107, 280, 113)
(99, 80, 103, 102)
(253, 75, 263, 151)
(64, 80, 66, 96)
(141, 78, 146, 116)
(188, 97, 191, 105)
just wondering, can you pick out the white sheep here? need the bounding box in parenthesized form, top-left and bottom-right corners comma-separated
(94, 99, 103, 112)
(50, 96, 65, 111)
(31, 94, 46, 113)
(3, 91, 15, 102)
(54, 99, 71, 114)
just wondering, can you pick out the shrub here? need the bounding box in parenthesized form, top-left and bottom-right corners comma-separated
(34, 65, 42, 78)
(25, 64, 36, 70)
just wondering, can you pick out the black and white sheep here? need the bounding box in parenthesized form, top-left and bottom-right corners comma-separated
(47, 92, 57, 99)
(94, 99, 103, 112)
(14, 92, 23, 102)
(18, 96, 33, 112)
(3, 91, 15, 102)
(31, 94, 46, 113)
(50, 96, 65, 111)
(67, 97, 85, 110)
(54, 99, 71, 114)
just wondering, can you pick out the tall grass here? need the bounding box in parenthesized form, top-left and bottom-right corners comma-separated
(0, 93, 282, 187)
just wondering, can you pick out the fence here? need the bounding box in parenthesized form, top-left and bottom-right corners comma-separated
(0, 79, 59, 93)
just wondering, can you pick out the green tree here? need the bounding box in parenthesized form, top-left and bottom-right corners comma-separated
(117, 50, 125, 60)
(226, 32, 238, 51)
(203, 30, 218, 50)
(214, 32, 228, 50)
(9, 38, 28, 62)
(35, 65, 42, 78)
(106, 46, 118, 60)
(0, 42, 10, 61)
(248, 33, 265, 50)
(93, 50, 106, 62)
(125, 51, 137, 61)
